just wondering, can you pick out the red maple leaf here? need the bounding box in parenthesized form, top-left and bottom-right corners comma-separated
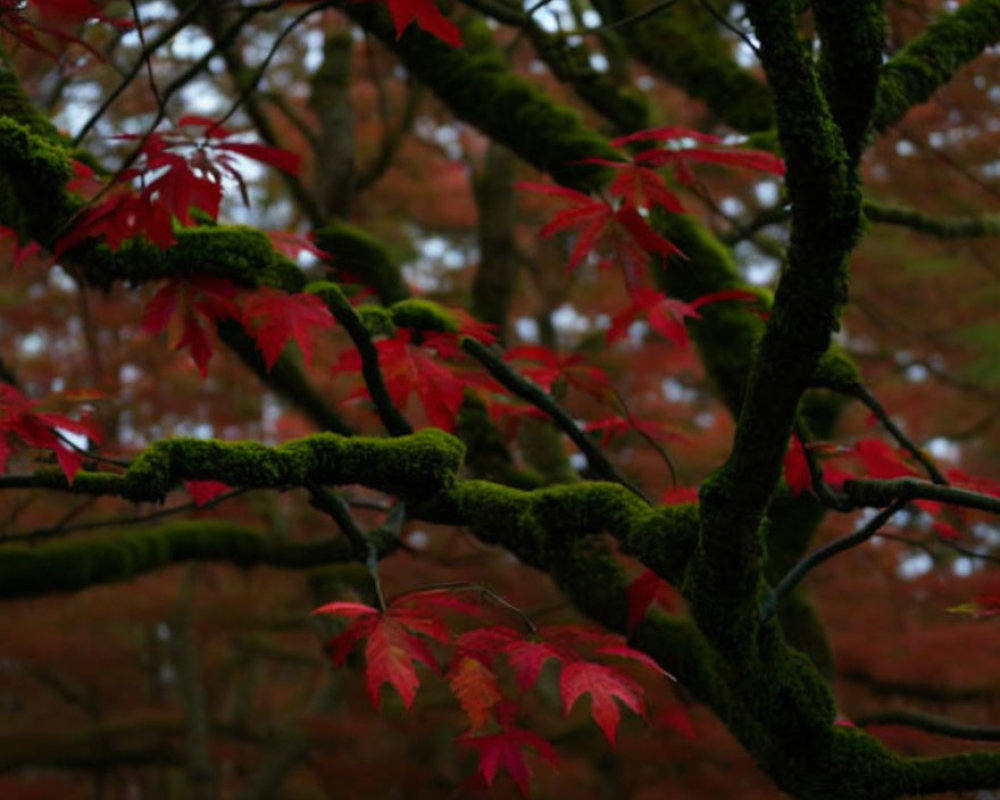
(267, 231, 331, 263)
(480, 624, 666, 743)
(560, 661, 645, 745)
(0, 0, 130, 58)
(58, 118, 300, 253)
(848, 437, 918, 480)
(141, 276, 241, 378)
(0, 225, 41, 269)
(575, 158, 685, 214)
(458, 723, 558, 797)
(783, 435, 812, 496)
(241, 288, 336, 370)
(383, 0, 462, 47)
(625, 569, 681, 633)
(504, 345, 610, 400)
(517, 182, 682, 289)
(333, 330, 474, 430)
(585, 415, 683, 447)
(313, 598, 451, 709)
(184, 480, 232, 507)
(609, 126, 786, 187)
(607, 287, 760, 346)
(0, 385, 102, 482)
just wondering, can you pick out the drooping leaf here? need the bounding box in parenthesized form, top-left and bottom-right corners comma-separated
(559, 661, 645, 745)
(448, 655, 502, 730)
(333, 330, 474, 431)
(0, 385, 102, 483)
(384, 0, 462, 47)
(626, 569, 664, 634)
(783, 435, 812, 496)
(242, 288, 336, 369)
(140, 277, 241, 377)
(185, 480, 232, 507)
(458, 725, 558, 797)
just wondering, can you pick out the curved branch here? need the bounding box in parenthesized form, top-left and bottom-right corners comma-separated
(874, 0, 1000, 132)
(857, 708, 1000, 742)
(461, 338, 649, 501)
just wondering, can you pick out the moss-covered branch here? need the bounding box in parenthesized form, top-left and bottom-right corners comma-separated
(841, 477, 1000, 516)
(874, 0, 1000, 131)
(863, 199, 1000, 239)
(588, 0, 774, 133)
(0, 428, 462, 502)
(461, 338, 647, 499)
(0, 518, 402, 599)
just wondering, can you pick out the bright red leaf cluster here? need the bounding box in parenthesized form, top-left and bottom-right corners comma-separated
(313, 589, 674, 795)
(0, 384, 101, 482)
(59, 117, 300, 253)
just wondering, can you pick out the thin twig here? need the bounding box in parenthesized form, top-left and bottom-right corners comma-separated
(461, 338, 650, 503)
(760, 500, 907, 621)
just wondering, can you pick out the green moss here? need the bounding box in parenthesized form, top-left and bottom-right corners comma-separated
(345, 4, 617, 193)
(589, 0, 774, 133)
(0, 62, 63, 141)
(33, 430, 464, 504)
(812, 345, 862, 390)
(626, 504, 699, 585)
(874, 0, 1000, 131)
(0, 117, 75, 241)
(313, 222, 409, 304)
(389, 298, 459, 333)
(0, 520, 374, 600)
(355, 304, 396, 338)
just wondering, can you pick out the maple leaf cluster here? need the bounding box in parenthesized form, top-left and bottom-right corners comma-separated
(519, 126, 784, 291)
(0, 384, 101, 482)
(313, 589, 675, 795)
(140, 277, 335, 378)
(59, 117, 301, 253)
(0, 0, 131, 59)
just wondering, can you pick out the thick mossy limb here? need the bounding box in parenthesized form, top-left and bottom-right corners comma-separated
(344, 6, 616, 191)
(874, 0, 1000, 131)
(0, 517, 407, 600)
(9, 429, 463, 503)
(589, 0, 774, 133)
(314, 222, 409, 305)
(0, 117, 75, 242)
(812, 0, 886, 161)
(79, 226, 304, 292)
(0, 521, 353, 599)
(687, 1, 859, 630)
(427, 479, 698, 583)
